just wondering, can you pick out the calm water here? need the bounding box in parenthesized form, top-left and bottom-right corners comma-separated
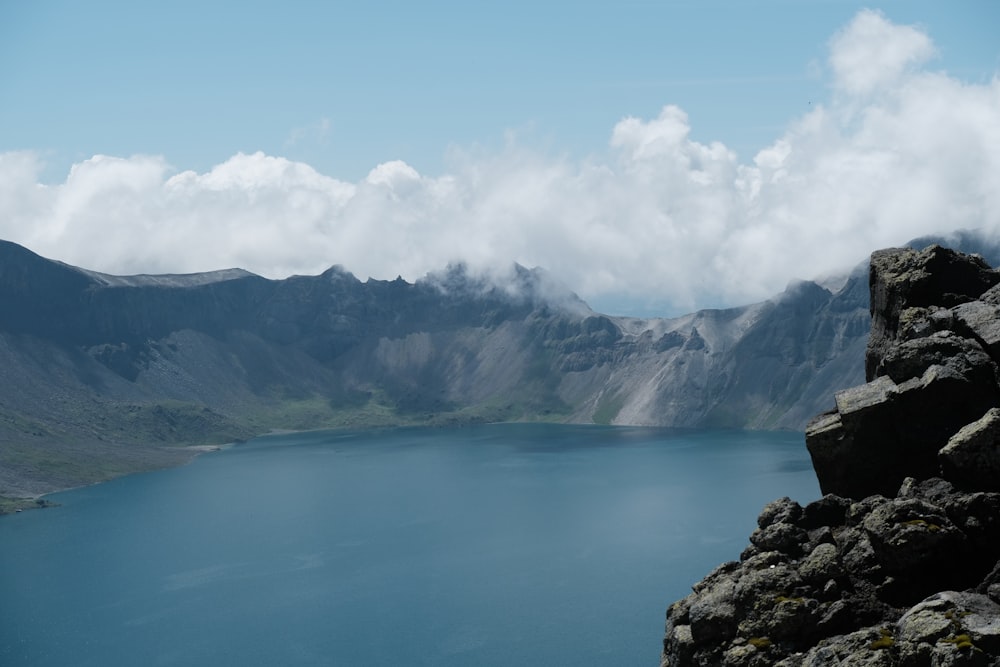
(0, 424, 819, 666)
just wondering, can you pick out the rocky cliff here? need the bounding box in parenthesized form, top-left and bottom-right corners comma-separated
(661, 245, 1000, 666)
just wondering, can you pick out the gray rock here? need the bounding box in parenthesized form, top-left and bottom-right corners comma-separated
(898, 479, 1000, 570)
(862, 498, 968, 599)
(897, 595, 956, 645)
(796, 627, 896, 666)
(897, 305, 956, 342)
(941, 408, 1000, 492)
(758, 497, 805, 529)
(805, 525, 837, 553)
(800, 543, 841, 583)
(953, 300, 1000, 364)
(806, 377, 900, 498)
(750, 522, 809, 556)
(834, 525, 883, 581)
(661, 624, 695, 667)
(688, 577, 739, 643)
(880, 331, 993, 385)
(807, 345, 999, 499)
(980, 283, 1000, 308)
(867, 245, 1000, 381)
(720, 642, 771, 667)
(897, 592, 1000, 665)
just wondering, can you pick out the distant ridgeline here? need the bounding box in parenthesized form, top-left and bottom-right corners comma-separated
(661, 245, 1000, 666)
(0, 233, 998, 500)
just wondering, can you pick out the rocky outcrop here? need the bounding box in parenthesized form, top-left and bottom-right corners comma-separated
(864, 246, 1000, 380)
(662, 481, 1000, 666)
(662, 245, 1000, 666)
(807, 246, 1000, 499)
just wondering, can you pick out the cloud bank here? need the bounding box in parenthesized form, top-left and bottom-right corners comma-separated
(1, 10, 998, 315)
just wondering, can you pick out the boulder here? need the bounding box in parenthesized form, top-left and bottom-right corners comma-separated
(941, 408, 1000, 492)
(896, 591, 1000, 665)
(805, 377, 900, 498)
(861, 498, 969, 601)
(953, 300, 1000, 362)
(879, 332, 994, 385)
(787, 627, 896, 667)
(806, 349, 999, 498)
(866, 245, 1000, 381)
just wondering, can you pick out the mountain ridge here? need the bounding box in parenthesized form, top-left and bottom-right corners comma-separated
(0, 238, 879, 499)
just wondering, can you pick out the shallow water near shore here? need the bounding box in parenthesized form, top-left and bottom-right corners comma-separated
(0, 423, 819, 666)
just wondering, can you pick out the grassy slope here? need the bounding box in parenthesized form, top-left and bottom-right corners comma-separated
(0, 365, 573, 511)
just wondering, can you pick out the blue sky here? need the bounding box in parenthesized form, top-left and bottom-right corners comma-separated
(1, 1, 999, 315)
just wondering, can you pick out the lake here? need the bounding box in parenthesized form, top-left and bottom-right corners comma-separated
(0, 423, 820, 666)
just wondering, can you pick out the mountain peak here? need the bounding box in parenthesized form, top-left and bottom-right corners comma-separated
(421, 262, 592, 316)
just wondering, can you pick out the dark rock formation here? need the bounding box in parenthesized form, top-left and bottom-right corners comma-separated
(662, 245, 1000, 666)
(941, 408, 1000, 491)
(808, 246, 1000, 499)
(865, 245, 1000, 380)
(662, 481, 1000, 665)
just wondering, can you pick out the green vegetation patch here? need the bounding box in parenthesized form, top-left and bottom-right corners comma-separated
(902, 518, 942, 532)
(774, 595, 805, 605)
(1, 376, 580, 501)
(869, 627, 894, 650)
(940, 634, 976, 650)
(592, 392, 625, 425)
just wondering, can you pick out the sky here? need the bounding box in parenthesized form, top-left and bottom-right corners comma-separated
(1, 1, 999, 316)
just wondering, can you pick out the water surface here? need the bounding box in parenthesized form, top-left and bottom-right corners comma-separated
(0, 424, 819, 666)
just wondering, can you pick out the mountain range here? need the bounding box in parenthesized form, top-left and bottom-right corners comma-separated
(1, 234, 994, 500)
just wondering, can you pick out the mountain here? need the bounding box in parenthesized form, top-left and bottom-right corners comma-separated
(1, 238, 870, 499)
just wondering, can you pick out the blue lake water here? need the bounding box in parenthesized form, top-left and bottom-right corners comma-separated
(0, 424, 820, 666)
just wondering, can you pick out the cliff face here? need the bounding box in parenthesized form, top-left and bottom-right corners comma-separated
(569, 271, 869, 430)
(661, 245, 1000, 666)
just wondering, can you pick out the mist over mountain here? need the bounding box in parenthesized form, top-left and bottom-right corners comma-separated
(2, 233, 995, 499)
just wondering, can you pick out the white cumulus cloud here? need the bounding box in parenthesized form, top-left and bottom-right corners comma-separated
(829, 9, 936, 97)
(1, 10, 998, 315)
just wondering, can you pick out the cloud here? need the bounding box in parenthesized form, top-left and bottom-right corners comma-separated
(1, 10, 998, 315)
(828, 9, 936, 97)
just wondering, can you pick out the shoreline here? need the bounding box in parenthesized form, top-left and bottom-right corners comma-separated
(1, 421, 802, 516)
(0, 421, 418, 515)
(0, 496, 59, 515)
(0, 424, 394, 516)
(0, 440, 240, 516)
(0, 402, 586, 513)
